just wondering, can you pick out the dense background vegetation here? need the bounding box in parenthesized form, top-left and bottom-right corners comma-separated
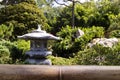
(0, 0, 120, 65)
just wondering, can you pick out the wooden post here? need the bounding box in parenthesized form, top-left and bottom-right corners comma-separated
(0, 65, 120, 80)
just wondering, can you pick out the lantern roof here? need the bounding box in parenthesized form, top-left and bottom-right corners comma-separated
(18, 25, 60, 40)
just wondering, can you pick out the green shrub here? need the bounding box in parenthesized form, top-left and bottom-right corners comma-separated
(52, 25, 77, 58)
(0, 40, 24, 64)
(0, 45, 10, 57)
(73, 43, 120, 65)
(0, 57, 12, 64)
(48, 56, 73, 65)
(52, 26, 104, 58)
(15, 40, 30, 54)
(0, 24, 13, 40)
(0, 45, 11, 64)
(109, 30, 120, 38)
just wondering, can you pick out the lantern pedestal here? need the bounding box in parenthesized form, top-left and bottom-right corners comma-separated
(25, 50, 52, 65)
(26, 50, 52, 58)
(25, 40, 52, 65)
(26, 58, 52, 65)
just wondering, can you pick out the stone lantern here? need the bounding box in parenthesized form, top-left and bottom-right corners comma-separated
(18, 25, 60, 65)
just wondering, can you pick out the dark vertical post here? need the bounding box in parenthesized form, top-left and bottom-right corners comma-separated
(72, 0, 75, 28)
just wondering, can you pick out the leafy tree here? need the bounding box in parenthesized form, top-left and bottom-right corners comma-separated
(44, 7, 62, 33)
(36, 0, 53, 7)
(53, 2, 97, 33)
(96, 0, 120, 37)
(36, 0, 63, 33)
(52, 0, 120, 34)
(0, 1, 48, 39)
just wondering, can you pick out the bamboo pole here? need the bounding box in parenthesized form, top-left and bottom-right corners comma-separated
(0, 65, 120, 80)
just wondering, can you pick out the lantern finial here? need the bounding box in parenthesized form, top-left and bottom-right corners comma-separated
(37, 25, 41, 31)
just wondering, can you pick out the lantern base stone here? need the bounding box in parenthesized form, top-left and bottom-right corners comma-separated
(25, 58, 52, 65)
(26, 50, 52, 57)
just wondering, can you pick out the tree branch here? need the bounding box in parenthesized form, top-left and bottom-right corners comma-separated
(54, 0, 70, 7)
(67, 0, 82, 3)
(74, 1, 82, 4)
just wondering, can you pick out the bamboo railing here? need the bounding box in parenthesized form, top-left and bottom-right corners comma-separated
(0, 65, 120, 80)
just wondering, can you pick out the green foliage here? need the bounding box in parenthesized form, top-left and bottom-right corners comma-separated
(44, 7, 62, 33)
(0, 24, 13, 40)
(96, 0, 120, 30)
(73, 43, 120, 65)
(0, 40, 24, 64)
(0, 45, 10, 57)
(48, 56, 73, 65)
(21, 0, 36, 5)
(51, 0, 120, 34)
(0, 2, 48, 40)
(1, 0, 36, 5)
(52, 2, 102, 33)
(15, 40, 30, 55)
(102, 14, 120, 38)
(72, 26, 104, 53)
(52, 26, 104, 58)
(52, 25, 77, 57)
(36, 0, 53, 7)
(0, 40, 12, 64)
(109, 30, 120, 38)
(37, 0, 63, 34)
(0, 45, 11, 64)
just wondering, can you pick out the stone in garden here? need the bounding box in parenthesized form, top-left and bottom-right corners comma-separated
(88, 38, 119, 48)
(18, 25, 60, 65)
(75, 29, 84, 38)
